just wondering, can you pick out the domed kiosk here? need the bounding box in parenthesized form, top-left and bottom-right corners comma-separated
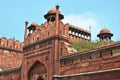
(44, 5, 64, 22)
(97, 27, 113, 42)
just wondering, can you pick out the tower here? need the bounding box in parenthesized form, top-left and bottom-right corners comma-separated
(21, 5, 90, 80)
(21, 5, 67, 80)
(97, 27, 113, 42)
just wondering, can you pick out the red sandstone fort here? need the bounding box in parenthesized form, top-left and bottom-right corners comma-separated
(0, 5, 120, 80)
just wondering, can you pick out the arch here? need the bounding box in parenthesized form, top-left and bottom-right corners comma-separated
(51, 17, 55, 22)
(28, 61, 47, 80)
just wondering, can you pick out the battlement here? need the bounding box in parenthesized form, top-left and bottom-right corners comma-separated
(0, 37, 23, 50)
(24, 22, 56, 45)
(24, 22, 91, 46)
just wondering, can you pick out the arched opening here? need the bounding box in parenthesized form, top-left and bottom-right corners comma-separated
(28, 61, 47, 80)
(51, 17, 55, 22)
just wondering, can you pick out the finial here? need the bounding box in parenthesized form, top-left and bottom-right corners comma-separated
(104, 26, 106, 28)
(25, 21, 28, 26)
(25, 21, 28, 24)
(56, 4, 59, 10)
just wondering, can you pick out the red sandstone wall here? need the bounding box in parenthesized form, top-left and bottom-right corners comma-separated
(60, 48, 120, 75)
(0, 37, 23, 69)
(21, 39, 53, 80)
(0, 52, 23, 68)
(0, 37, 23, 50)
(0, 70, 20, 80)
(24, 22, 56, 45)
(61, 70, 120, 80)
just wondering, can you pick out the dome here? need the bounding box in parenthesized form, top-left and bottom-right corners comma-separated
(48, 7, 61, 14)
(99, 28, 111, 34)
(44, 6, 64, 20)
(97, 27, 113, 37)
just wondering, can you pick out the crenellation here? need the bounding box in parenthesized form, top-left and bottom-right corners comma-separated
(7, 39, 14, 48)
(25, 13, 91, 46)
(0, 37, 23, 50)
(25, 22, 56, 46)
(0, 37, 7, 47)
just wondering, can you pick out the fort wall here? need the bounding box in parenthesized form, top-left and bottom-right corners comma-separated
(59, 42, 120, 80)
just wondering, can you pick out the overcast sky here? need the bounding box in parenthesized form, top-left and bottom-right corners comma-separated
(0, 0, 120, 42)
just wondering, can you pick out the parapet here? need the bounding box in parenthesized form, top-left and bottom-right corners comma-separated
(0, 37, 23, 50)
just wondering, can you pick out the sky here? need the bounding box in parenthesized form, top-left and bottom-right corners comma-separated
(0, 0, 120, 42)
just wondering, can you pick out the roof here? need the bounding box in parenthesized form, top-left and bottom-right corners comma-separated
(44, 5, 64, 20)
(100, 28, 111, 34)
(97, 27, 113, 37)
(48, 7, 61, 14)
